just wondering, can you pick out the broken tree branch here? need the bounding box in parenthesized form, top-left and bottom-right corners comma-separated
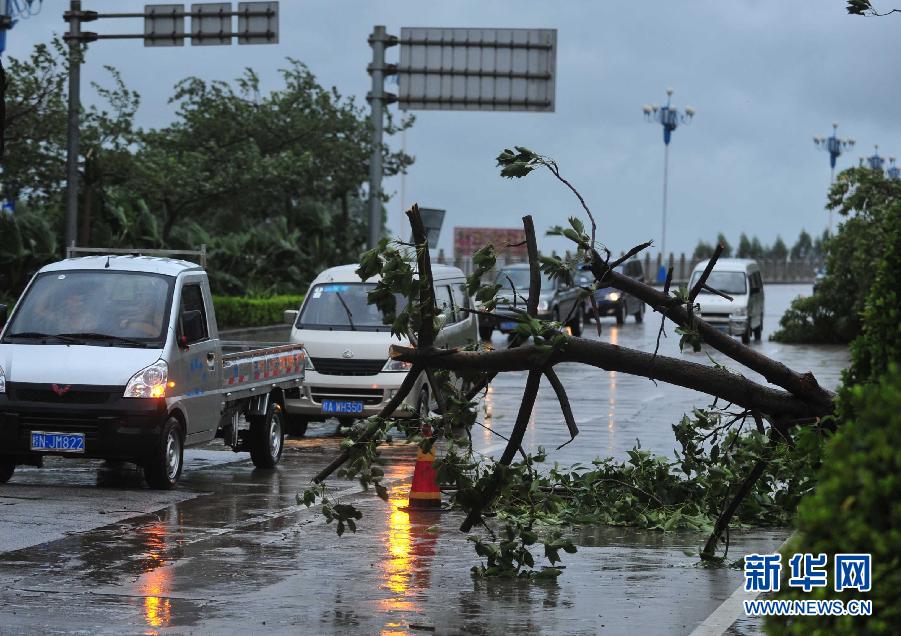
(390, 342, 827, 419)
(587, 250, 835, 414)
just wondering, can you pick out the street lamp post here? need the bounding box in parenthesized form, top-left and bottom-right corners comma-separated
(643, 88, 694, 282)
(813, 122, 854, 235)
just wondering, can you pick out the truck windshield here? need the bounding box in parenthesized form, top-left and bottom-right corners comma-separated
(297, 283, 407, 331)
(689, 271, 748, 295)
(2, 271, 174, 346)
(496, 269, 556, 291)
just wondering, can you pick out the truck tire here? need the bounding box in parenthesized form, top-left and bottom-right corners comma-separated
(615, 303, 625, 325)
(144, 417, 184, 490)
(0, 459, 14, 484)
(479, 320, 493, 341)
(754, 322, 763, 342)
(634, 303, 644, 323)
(285, 414, 309, 438)
(741, 325, 751, 345)
(250, 402, 284, 469)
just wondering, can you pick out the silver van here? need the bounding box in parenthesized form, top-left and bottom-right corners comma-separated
(689, 258, 765, 344)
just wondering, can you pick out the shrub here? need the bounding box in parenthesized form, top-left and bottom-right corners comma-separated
(213, 295, 303, 330)
(766, 367, 901, 635)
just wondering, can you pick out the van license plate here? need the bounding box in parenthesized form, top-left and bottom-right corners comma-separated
(321, 400, 364, 414)
(30, 431, 85, 453)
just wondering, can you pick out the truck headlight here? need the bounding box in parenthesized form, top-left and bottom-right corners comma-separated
(606, 292, 621, 301)
(382, 359, 413, 372)
(124, 360, 170, 398)
(537, 299, 549, 311)
(0, 365, 6, 394)
(731, 306, 747, 317)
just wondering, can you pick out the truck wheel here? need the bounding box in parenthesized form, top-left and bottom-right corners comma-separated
(615, 304, 625, 325)
(250, 402, 284, 469)
(285, 414, 309, 438)
(0, 459, 14, 484)
(144, 418, 184, 490)
(753, 323, 763, 342)
(634, 304, 644, 323)
(741, 325, 751, 345)
(479, 321, 493, 341)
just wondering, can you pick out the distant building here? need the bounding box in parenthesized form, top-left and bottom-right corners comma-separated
(453, 227, 528, 261)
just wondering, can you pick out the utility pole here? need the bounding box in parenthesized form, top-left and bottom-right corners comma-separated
(366, 25, 397, 250)
(63, 0, 81, 251)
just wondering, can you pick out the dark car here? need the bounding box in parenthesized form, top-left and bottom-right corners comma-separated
(578, 259, 645, 325)
(479, 263, 584, 340)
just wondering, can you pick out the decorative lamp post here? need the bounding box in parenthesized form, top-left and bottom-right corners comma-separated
(813, 122, 854, 235)
(887, 157, 900, 180)
(643, 88, 694, 282)
(865, 144, 885, 172)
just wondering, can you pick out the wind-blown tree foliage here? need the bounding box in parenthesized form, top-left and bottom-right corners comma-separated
(303, 150, 839, 576)
(0, 41, 413, 301)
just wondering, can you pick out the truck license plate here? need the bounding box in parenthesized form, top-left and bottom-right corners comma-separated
(30, 431, 85, 453)
(500, 321, 517, 331)
(321, 400, 364, 415)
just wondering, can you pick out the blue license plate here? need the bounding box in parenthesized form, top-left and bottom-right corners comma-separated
(30, 431, 85, 453)
(500, 321, 517, 331)
(321, 400, 364, 415)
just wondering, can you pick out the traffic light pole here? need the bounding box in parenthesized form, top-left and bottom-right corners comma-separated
(64, 0, 81, 251)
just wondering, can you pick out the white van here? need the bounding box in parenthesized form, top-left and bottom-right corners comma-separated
(688, 259, 764, 344)
(282, 264, 477, 435)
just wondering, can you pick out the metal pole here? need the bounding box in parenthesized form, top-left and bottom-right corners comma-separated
(367, 26, 388, 251)
(828, 165, 835, 236)
(64, 0, 82, 251)
(661, 142, 669, 264)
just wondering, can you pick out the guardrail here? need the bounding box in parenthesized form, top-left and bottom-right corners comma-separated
(439, 249, 823, 285)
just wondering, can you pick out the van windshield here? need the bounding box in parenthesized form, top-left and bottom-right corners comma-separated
(2, 271, 173, 346)
(689, 271, 748, 295)
(297, 283, 407, 331)
(496, 268, 556, 291)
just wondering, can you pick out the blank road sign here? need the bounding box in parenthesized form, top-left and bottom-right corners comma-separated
(191, 2, 231, 45)
(398, 28, 557, 112)
(412, 208, 446, 249)
(238, 2, 278, 44)
(144, 4, 185, 47)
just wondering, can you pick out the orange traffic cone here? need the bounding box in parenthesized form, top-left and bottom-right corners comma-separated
(406, 422, 442, 510)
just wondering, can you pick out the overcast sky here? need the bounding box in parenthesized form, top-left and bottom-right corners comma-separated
(7, 1, 900, 256)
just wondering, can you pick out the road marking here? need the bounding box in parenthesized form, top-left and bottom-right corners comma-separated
(689, 532, 796, 636)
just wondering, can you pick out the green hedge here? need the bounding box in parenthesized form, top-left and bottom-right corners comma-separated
(766, 367, 901, 635)
(213, 295, 304, 330)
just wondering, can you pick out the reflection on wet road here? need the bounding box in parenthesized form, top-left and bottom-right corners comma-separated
(0, 285, 848, 634)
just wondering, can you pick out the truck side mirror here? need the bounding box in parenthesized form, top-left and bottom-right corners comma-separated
(283, 309, 299, 325)
(179, 310, 205, 347)
(0, 304, 7, 329)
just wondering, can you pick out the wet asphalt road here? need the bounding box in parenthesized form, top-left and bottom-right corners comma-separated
(0, 284, 849, 635)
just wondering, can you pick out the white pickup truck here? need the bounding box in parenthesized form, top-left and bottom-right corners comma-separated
(0, 253, 306, 489)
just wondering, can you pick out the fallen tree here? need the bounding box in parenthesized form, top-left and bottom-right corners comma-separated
(304, 148, 836, 572)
